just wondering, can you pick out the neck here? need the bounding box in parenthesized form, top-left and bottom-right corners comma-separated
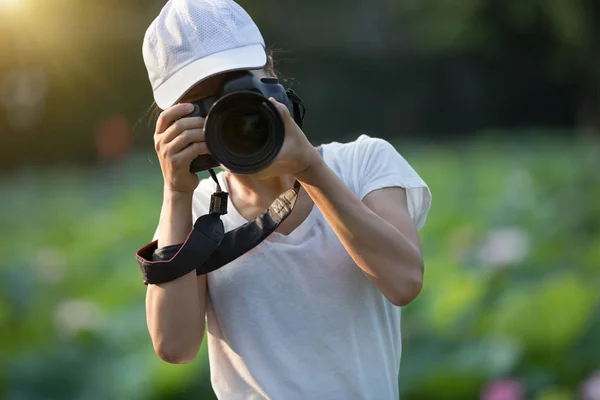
(224, 171, 297, 210)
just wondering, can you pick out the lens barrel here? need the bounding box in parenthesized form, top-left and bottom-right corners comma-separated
(204, 91, 285, 174)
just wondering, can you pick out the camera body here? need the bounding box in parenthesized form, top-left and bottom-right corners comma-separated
(187, 72, 299, 174)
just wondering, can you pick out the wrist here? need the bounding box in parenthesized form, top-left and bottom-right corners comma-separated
(163, 186, 194, 204)
(294, 150, 326, 183)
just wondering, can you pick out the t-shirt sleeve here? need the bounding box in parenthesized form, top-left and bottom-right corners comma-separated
(347, 134, 432, 230)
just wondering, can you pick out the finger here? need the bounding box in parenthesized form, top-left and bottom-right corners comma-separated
(168, 129, 205, 154)
(176, 142, 209, 165)
(156, 103, 195, 134)
(161, 117, 205, 144)
(268, 97, 292, 120)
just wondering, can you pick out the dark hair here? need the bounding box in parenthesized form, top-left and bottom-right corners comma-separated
(146, 47, 286, 126)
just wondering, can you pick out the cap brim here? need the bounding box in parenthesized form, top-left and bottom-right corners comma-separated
(153, 44, 267, 109)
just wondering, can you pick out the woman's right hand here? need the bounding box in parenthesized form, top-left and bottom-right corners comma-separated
(154, 103, 207, 195)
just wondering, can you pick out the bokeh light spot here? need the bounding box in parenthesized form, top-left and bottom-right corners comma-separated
(94, 114, 134, 161)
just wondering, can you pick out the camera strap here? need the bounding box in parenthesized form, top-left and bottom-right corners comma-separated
(286, 89, 306, 129)
(136, 146, 323, 285)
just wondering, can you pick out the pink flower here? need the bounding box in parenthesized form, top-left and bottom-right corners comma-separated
(481, 379, 526, 400)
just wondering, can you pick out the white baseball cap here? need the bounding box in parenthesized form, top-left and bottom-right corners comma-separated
(142, 0, 267, 110)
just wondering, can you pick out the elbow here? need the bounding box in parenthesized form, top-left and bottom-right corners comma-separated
(155, 344, 200, 365)
(387, 261, 424, 307)
(154, 337, 202, 365)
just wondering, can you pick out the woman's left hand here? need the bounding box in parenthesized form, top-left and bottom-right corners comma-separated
(250, 97, 320, 180)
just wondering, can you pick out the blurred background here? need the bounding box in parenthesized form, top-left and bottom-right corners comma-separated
(1, 0, 599, 399)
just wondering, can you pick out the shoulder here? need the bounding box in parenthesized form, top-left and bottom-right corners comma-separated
(322, 134, 431, 230)
(323, 133, 393, 153)
(321, 134, 409, 172)
(320, 134, 380, 160)
(321, 134, 424, 188)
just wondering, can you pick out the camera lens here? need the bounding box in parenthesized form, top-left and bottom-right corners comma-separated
(204, 91, 286, 174)
(220, 110, 269, 157)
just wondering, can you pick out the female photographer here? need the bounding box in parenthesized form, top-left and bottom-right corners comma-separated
(140, 0, 431, 398)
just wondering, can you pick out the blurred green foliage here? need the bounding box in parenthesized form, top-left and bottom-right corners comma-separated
(1, 134, 599, 399)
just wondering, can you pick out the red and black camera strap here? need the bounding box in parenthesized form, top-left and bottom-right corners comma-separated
(136, 145, 322, 286)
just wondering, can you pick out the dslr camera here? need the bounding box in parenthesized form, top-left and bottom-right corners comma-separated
(186, 71, 305, 174)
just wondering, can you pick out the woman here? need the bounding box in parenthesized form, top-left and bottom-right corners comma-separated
(141, 0, 432, 398)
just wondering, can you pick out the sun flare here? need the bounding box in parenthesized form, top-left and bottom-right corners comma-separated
(0, 0, 23, 8)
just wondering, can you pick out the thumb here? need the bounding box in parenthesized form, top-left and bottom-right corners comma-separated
(268, 97, 292, 121)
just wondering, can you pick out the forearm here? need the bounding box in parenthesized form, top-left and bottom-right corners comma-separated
(146, 188, 206, 364)
(295, 157, 423, 305)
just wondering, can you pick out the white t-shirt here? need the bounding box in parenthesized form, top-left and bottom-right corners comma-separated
(170, 134, 431, 399)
